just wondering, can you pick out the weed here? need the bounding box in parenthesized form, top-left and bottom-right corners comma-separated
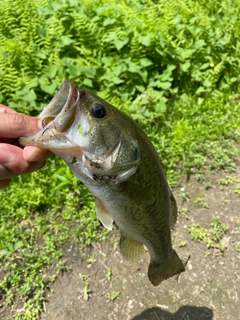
(79, 274, 91, 301)
(234, 243, 240, 253)
(178, 208, 189, 219)
(178, 241, 187, 248)
(86, 258, 96, 265)
(107, 291, 121, 302)
(234, 188, 240, 197)
(205, 182, 212, 190)
(210, 216, 228, 243)
(217, 176, 240, 186)
(194, 197, 210, 209)
(171, 295, 178, 303)
(188, 216, 228, 251)
(188, 224, 212, 246)
(107, 268, 112, 281)
(179, 189, 190, 202)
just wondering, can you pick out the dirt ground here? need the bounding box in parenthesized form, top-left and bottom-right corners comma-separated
(39, 165, 240, 320)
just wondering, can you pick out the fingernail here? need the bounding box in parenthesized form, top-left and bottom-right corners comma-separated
(37, 119, 43, 130)
(0, 148, 14, 165)
(39, 160, 47, 170)
(27, 151, 45, 162)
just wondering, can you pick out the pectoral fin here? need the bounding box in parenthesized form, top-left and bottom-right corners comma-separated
(119, 232, 144, 260)
(94, 197, 113, 230)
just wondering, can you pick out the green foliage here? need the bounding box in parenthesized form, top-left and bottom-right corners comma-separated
(188, 216, 228, 250)
(0, 158, 107, 318)
(1, 0, 240, 318)
(1, 0, 240, 109)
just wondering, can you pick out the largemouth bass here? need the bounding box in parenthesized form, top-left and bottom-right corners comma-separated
(20, 80, 185, 286)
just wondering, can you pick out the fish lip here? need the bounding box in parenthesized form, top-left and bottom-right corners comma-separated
(19, 80, 82, 147)
(39, 80, 78, 118)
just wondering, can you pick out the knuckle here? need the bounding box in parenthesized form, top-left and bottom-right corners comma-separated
(11, 113, 26, 131)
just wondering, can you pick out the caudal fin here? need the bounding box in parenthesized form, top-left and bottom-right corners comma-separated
(148, 250, 185, 286)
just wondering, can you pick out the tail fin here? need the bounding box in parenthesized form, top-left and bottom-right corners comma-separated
(148, 250, 185, 286)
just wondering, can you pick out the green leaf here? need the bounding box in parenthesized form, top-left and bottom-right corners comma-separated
(196, 86, 206, 94)
(111, 76, 124, 84)
(155, 101, 167, 113)
(14, 241, 23, 251)
(82, 79, 93, 87)
(181, 62, 191, 72)
(200, 63, 210, 70)
(60, 36, 75, 46)
(180, 49, 195, 60)
(28, 78, 39, 88)
(22, 90, 37, 102)
(158, 82, 172, 90)
(40, 81, 59, 94)
(113, 38, 129, 50)
(139, 34, 153, 46)
(103, 18, 116, 26)
(203, 78, 212, 88)
(68, 65, 81, 77)
(51, 1, 64, 11)
(135, 85, 145, 92)
(0, 249, 10, 257)
(79, 67, 96, 78)
(139, 58, 153, 67)
(194, 39, 206, 50)
(45, 65, 59, 79)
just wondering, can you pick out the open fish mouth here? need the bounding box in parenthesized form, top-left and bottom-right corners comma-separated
(38, 80, 79, 125)
(19, 80, 83, 150)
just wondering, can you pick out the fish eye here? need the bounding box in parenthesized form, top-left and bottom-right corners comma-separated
(91, 104, 106, 119)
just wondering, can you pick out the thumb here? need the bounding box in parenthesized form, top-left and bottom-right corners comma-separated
(0, 113, 42, 138)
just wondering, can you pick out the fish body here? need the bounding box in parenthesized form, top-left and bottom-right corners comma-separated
(20, 80, 185, 286)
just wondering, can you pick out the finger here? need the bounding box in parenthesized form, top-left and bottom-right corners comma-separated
(0, 145, 46, 177)
(23, 146, 50, 162)
(0, 164, 15, 179)
(0, 160, 47, 179)
(0, 113, 42, 138)
(0, 178, 12, 189)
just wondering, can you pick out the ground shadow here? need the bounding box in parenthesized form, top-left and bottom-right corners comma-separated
(131, 305, 213, 320)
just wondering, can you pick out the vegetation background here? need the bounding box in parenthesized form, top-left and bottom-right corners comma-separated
(0, 0, 240, 319)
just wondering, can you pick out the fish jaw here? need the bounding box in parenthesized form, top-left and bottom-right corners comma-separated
(19, 80, 87, 154)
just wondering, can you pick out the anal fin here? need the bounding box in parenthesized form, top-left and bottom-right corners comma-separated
(119, 232, 144, 260)
(94, 197, 113, 230)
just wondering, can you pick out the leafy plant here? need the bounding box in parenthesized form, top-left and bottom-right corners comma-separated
(188, 216, 228, 250)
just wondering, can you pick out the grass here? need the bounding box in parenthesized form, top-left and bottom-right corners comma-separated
(188, 216, 228, 251)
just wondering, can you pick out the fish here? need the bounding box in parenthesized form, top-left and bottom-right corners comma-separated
(19, 80, 185, 286)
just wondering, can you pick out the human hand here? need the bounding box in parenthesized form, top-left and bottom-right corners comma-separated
(0, 105, 50, 189)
